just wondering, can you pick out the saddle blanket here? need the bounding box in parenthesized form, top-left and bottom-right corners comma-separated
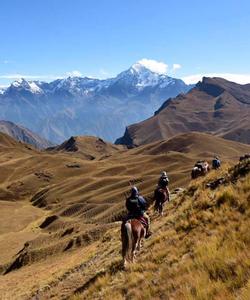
(136, 216, 148, 228)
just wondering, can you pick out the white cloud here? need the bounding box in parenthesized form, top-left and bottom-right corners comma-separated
(66, 70, 82, 77)
(172, 63, 182, 72)
(137, 58, 168, 74)
(182, 73, 250, 85)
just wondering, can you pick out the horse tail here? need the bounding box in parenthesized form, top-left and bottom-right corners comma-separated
(125, 221, 133, 261)
(122, 220, 134, 265)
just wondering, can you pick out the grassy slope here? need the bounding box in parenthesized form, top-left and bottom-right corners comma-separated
(73, 159, 250, 300)
(0, 132, 250, 299)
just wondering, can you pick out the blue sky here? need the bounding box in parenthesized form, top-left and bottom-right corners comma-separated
(0, 0, 250, 86)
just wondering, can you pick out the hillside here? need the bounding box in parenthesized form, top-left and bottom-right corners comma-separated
(73, 158, 250, 300)
(0, 132, 249, 299)
(0, 120, 53, 149)
(116, 77, 250, 146)
(49, 136, 123, 160)
(130, 132, 250, 157)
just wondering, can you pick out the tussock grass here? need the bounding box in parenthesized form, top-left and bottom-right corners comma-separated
(76, 160, 250, 300)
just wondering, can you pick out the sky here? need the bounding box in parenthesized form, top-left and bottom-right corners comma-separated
(0, 0, 250, 87)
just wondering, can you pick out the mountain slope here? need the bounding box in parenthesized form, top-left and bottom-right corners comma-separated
(0, 132, 249, 299)
(0, 62, 191, 143)
(116, 77, 250, 146)
(75, 159, 250, 300)
(49, 135, 123, 159)
(0, 120, 53, 149)
(130, 132, 250, 157)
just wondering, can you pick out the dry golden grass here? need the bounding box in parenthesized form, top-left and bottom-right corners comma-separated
(0, 131, 250, 299)
(75, 160, 250, 300)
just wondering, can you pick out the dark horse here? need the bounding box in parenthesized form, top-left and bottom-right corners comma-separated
(154, 187, 170, 216)
(121, 218, 146, 267)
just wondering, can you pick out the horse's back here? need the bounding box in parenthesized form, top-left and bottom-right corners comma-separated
(154, 187, 168, 202)
(128, 218, 146, 239)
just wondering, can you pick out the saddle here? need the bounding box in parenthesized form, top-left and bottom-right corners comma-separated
(157, 187, 168, 193)
(137, 216, 148, 228)
(124, 215, 148, 228)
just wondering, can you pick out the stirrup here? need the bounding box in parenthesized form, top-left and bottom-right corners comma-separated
(145, 231, 152, 239)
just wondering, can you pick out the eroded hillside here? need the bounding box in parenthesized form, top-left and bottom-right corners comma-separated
(73, 159, 250, 300)
(0, 132, 249, 299)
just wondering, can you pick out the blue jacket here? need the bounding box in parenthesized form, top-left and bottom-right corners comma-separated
(137, 196, 146, 212)
(126, 194, 146, 216)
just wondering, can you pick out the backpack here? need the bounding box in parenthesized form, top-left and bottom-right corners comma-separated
(159, 176, 169, 188)
(126, 197, 140, 212)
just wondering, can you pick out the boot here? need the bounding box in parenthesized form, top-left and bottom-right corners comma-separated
(145, 226, 152, 239)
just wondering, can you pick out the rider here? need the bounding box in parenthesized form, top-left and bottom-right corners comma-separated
(158, 171, 169, 188)
(212, 156, 221, 169)
(126, 186, 152, 238)
(157, 171, 170, 199)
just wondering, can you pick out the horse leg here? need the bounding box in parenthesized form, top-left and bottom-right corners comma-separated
(155, 200, 160, 215)
(132, 232, 140, 262)
(132, 239, 137, 262)
(160, 203, 163, 216)
(136, 236, 142, 251)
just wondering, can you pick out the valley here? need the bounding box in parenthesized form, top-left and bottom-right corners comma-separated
(0, 131, 249, 299)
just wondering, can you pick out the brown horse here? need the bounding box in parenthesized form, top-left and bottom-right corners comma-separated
(121, 219, 146, 267)
(154, 187, 170, 216)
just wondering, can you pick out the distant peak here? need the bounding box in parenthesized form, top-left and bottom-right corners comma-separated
(131, 62, 149, 73)
(131, 59, 168, 75)
(11, 78, 42, 94)
(12, 78, 27, 87)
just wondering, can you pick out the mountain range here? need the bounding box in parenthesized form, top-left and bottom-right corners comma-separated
(116, 77, 250, 146)
(0, 62, 191, 144)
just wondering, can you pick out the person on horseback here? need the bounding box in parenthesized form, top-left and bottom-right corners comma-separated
(158, 171, 169, 189)
(126, 186, 152, 238)
(154, 171, 170, 212)
(212, 156, 221, 169)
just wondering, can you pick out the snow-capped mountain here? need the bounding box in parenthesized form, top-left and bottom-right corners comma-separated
(7, 78, 43, 94)
(0, 61, 191, 143)
(115, 62, 174, 89)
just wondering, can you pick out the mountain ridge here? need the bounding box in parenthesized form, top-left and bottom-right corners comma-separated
(116, 77, 250, 146)
(0, 120, 53, 149)
(0, 62, 191, 143)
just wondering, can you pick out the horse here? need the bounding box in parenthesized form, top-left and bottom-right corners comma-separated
(191, 161, 210, 179)
(191, 166, 202, 179)
(154, 187, 170, 216)
(121, 218, 146, 267)
(240, 154, 250, 161)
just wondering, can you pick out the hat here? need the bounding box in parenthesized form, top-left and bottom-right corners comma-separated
(131, 186, 139, 195)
